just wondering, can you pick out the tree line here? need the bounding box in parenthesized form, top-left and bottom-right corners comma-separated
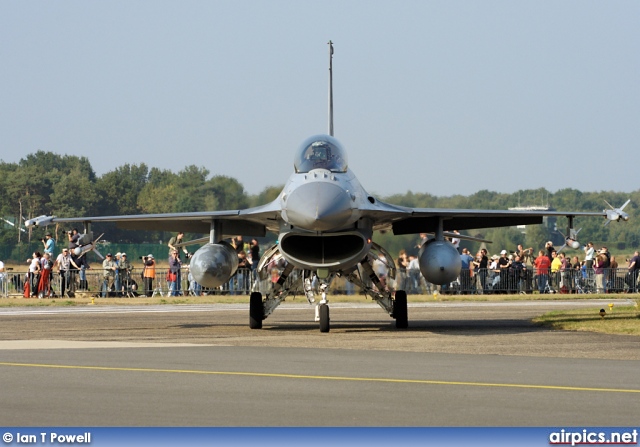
(1, 151, 638, 259)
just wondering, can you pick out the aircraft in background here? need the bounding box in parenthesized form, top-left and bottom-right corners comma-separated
(25, 42, 630, 332)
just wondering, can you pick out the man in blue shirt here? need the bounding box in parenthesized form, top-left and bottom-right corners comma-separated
(42, 232, 56, 257)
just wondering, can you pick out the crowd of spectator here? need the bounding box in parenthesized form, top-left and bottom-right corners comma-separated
(3, 230, 640, 297)
(387, 237, 640, 295)
(22, 230, 89, 298)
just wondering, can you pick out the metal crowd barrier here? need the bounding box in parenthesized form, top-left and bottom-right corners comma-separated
(437, 267, 639, 295)
(0, 268, 264, 298)
(2, 267, 639, 298)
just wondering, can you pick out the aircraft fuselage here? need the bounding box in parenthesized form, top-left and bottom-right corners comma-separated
(278, 168, 373, 271)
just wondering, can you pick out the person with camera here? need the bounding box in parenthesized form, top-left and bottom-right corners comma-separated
(141, 254, 156, 297)
(117, 253, 133, 296)
(515, 245, 533, 266)
(594, 248, 609, 293)
(42, 232, 56, 257)
(38, 235, 55, 294)
(516, 245, 534, 292)
(67, 228, 80, 251)
(626, 251, 640, 293)
(168, 232, 190, 259)
(168, 250, 182, 296)
(583, 242, 595, 269)
(480, 249, 490, 292)
(544, 241, 556, 264)
(231, 236, 245, 254)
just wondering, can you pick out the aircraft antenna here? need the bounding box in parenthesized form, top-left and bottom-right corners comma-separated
(328, 40, 334, 136)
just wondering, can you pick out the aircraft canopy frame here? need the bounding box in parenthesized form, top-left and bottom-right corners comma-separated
(294, 135, 348, 174)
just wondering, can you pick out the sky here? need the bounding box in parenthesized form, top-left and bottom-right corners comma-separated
(1, 1, 638, 199)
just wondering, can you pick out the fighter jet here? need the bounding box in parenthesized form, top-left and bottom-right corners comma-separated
(25, 43, 630, 332)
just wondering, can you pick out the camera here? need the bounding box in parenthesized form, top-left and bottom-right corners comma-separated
(140, 256, 147, 260)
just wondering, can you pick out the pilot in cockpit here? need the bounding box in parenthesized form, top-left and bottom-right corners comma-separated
(294, 136, 348, 174)
(305, 145, 330, 162)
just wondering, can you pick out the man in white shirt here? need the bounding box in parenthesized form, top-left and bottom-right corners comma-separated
(450, 230, 461, 253)
(584, 242, 595, 269)
(54, 248, 80, 297)
(28, 254, 41, 297)
(407, 255, 421, 294)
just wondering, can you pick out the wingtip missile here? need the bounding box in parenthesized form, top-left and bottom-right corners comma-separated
(603, 199, 631, 225)
(24, 215, 56, 228)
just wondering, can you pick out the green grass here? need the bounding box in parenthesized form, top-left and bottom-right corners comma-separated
(533, 302, 640, 336)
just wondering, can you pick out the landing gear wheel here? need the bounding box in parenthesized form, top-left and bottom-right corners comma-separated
(249, 292, 264, 329)
(319, 303, 330, 333)
(394, 290, 408, 329)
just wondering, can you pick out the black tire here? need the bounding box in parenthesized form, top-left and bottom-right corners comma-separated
(394, 290, 408, 329)
(249, 292, 263, 329)
(319, 303, 330, 333)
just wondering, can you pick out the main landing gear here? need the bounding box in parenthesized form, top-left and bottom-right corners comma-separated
(249, 292, 264, 329)
(249, 246, 408, 332)
(393, 290, 408, 329)
(248, 286, 408, 333)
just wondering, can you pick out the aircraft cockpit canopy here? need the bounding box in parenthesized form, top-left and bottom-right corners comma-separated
(294, 135, 348, 173)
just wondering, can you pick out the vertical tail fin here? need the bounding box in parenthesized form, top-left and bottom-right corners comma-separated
(328, 40, 334, 136)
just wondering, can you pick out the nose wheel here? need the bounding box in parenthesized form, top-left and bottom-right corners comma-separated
(318, 303, 330, 332)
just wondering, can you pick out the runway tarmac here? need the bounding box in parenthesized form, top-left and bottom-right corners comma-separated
(0, 299, 638, 426)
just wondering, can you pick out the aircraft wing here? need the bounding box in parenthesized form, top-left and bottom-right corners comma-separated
(24, 201, 283, 237)
(25, 197, 622, 237)
(359, 199, 612, 235)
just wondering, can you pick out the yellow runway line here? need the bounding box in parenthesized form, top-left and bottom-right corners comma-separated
(1, 361, 639, 394)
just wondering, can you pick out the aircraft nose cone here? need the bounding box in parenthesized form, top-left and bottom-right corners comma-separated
(285, 182, 353, 231)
